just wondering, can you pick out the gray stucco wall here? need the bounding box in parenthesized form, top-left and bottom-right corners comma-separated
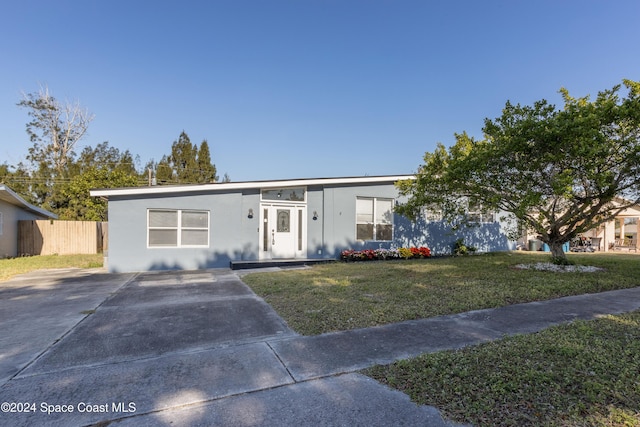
(393, 214, 515, 255)
(0, 201, 21, 258)
(316, 183, 514, 257)
(240, 189, 261, 260)
(0, 200, 52, 258)
(107, 191, 248, 272)
(306, 185, 327, 257)
(105, 182, 515, 272)
(318, 183, 404, 257)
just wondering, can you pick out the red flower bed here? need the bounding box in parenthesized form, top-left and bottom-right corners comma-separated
(340, 247, 431, 261)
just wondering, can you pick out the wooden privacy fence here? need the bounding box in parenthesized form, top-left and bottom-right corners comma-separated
(18, 220, 108, 256)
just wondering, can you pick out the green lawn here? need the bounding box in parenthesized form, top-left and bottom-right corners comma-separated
(0, 253, 104, 281)
(244, 252, 640, 426)
(365, 311, 640, 426)
(2, 251, 638, 425)
(243, 251, 640, 335)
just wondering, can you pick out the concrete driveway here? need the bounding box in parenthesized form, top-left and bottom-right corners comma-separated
(0, 268, 457, 427)
(0, 268, 136, 384)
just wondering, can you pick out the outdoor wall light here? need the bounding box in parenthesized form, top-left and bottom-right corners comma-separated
(248, 209, 254, 219)
(313, 211, 318, 220)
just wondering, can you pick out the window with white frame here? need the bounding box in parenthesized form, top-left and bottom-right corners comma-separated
(148, 209, 209, 247)
(423, 206, 443, 222)
(356, 197, 393, 241)
(466, 212, 495, 223)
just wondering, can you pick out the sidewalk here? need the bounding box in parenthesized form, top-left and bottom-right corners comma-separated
(1, 268, 639, 426)
(270, 285, 640, 381)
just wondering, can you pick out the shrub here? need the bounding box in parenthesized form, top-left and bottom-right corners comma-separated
(416, 247, 431, 257)
(453, 238, 477, 256)
(399, 247, 414, 259)
(375, 248, 399, 260)
(340, 250, 362, 261)
(340, 247, 431, 262)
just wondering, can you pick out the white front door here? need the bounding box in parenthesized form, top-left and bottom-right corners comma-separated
(271, 207, 296, 258)
(261, 204, 306, 259)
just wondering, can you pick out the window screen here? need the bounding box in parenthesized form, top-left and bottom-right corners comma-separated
(356, 197, 393, 241)
(148, 209, 209, 247)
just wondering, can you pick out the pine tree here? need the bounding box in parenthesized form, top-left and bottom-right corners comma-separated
(196, 140, 218, 183)
(170, 131, 198, 183)
(155, 155, 174, 184)
(154, 132, 219, 184)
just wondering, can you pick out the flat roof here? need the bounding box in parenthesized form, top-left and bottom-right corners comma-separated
(90, 175, 415, 198)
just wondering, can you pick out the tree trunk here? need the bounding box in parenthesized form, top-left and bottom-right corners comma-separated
(549, 241, 566, 260)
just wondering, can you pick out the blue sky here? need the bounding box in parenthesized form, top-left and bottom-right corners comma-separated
(1, 1, 638, 182)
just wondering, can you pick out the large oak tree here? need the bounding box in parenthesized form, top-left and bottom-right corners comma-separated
(397, 80, 640, 260)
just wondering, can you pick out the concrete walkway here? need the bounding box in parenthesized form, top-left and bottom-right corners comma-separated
(1, 268, 639, 426)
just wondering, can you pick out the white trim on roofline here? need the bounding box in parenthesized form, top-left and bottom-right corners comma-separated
(90, 175, 416, 198)
(0, 185, 58, 219)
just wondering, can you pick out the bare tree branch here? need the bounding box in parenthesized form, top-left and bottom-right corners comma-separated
(18, 84, 94, 173)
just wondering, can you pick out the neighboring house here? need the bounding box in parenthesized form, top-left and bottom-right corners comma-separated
(519, 198, 640, 252)
(577, 199, 640, 252)
(568, 199, 640, 252)
(0, 185, 57, 258)
(90, 175, 516, 273)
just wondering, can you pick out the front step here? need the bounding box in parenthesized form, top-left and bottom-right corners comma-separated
(230, 258, 337, 270)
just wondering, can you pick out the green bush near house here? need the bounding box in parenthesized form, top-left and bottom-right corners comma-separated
(452, 238, 477, 256)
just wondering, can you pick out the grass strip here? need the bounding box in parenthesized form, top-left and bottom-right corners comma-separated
(243, 252, 640, 335)
(0, 254, 104, 281)
(364, 311, 640, 426)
